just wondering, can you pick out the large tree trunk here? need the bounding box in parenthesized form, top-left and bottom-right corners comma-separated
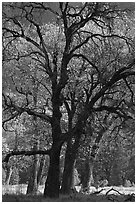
(44, 143, 61, 198)
(43, 84, 63, 198)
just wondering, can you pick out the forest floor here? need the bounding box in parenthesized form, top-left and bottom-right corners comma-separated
(2, 185, 135, 202)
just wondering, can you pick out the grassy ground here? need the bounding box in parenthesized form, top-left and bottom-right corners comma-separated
(2, 184, 135, 195)
(2, 185, 135, 202)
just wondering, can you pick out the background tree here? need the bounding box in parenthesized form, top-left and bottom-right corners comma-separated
(94, 119, 135, 186)
(2, 114, 52, 187)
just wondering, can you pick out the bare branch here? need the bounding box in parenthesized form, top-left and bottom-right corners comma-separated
(72, 53, 100, 73)
(3, 27, 52, 76)
(70, 33, 130, 55)
(2, 112, 19, 130)
(89, 60, 135, 107)
(123, 78, 134, 101)
(2, 93, 52, 124)
(93, 105, 133, 120)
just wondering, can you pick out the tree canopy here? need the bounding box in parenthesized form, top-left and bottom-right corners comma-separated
(2, 2, 135, 198)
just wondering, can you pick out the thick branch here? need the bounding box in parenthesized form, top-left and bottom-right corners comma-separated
(3, 106, 52, 124)
(3, 149, 51, 163)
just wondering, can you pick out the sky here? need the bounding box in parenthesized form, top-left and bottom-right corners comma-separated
(116, 2, 135, 10)
(2, 2, 135, 24)
(36, 2, 135, 23)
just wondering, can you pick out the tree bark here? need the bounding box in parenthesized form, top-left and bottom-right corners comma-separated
(61, 132, 81, 194)
(43, 82, 63, 198)
(44, 143, 61, 198)
(61, 142, 76, 194)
